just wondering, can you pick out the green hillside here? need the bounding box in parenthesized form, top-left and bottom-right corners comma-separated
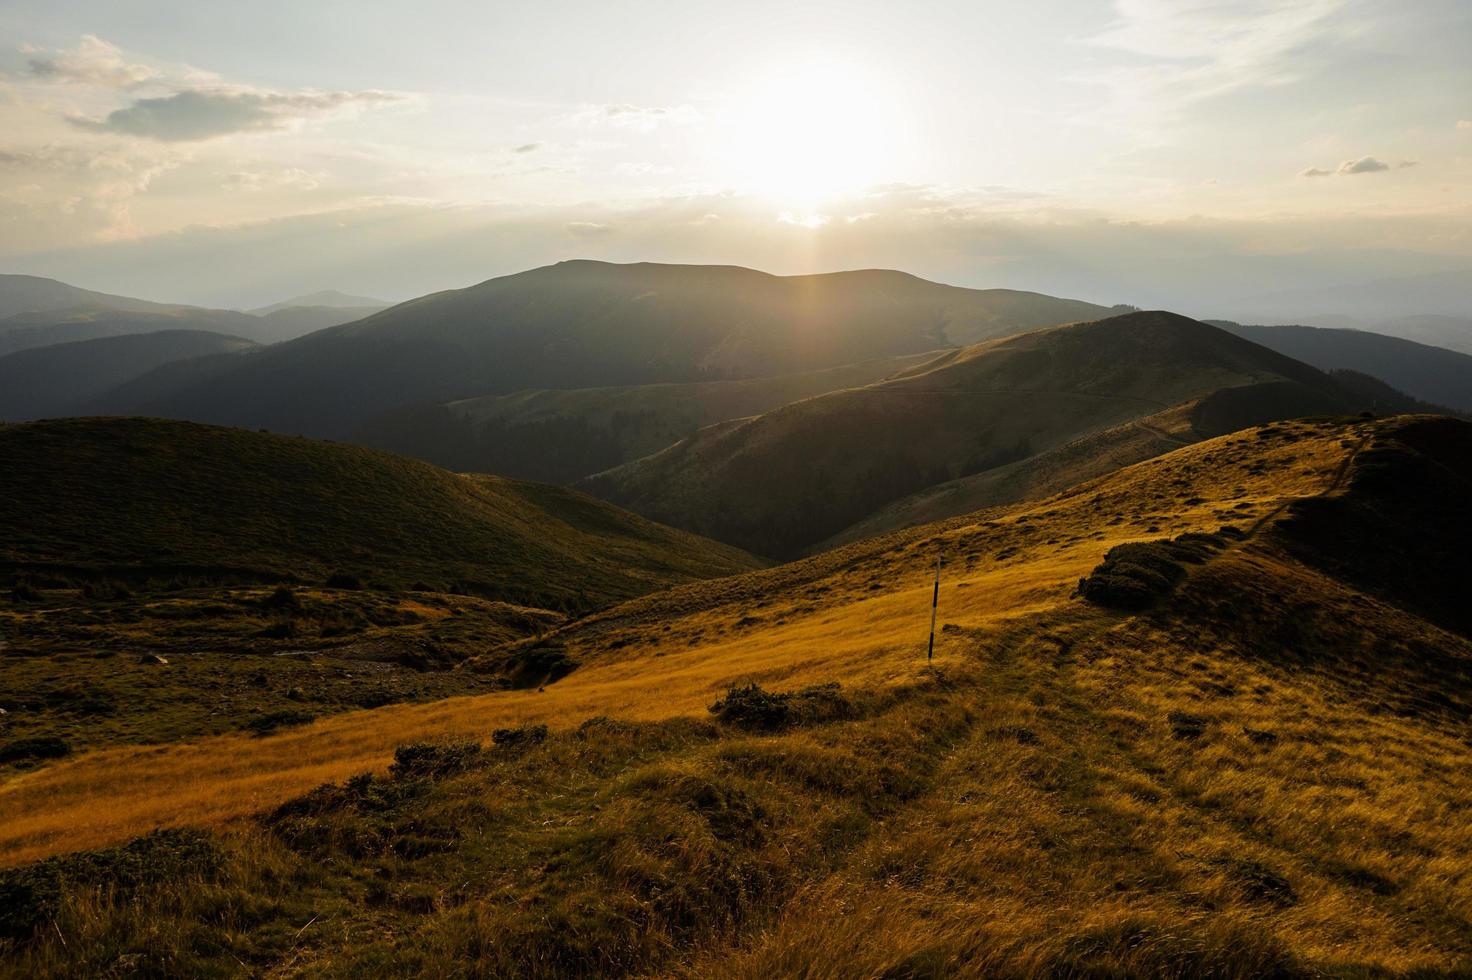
(102, 260, 1110, 438)
(0, 331, 258, 422)
(354, 352, 943, 483)
(0, 418, 759, 609)
(580, 311, 1388, 557)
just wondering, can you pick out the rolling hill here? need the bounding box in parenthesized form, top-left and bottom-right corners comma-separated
(0, 417, 759, 609)
(0, 275, 362, 353)
(354, 351, 944, 483)
(0, 330, 258, 422)
(96, 260, 1111, 438)
(0, 274, 188, 319)
(1210, 320, 1472, 412)
(249, 290, 388, 315)
(3, 414, 1468, 977)
(581, 310, 1392, 557)
(246, 304, 388, 343)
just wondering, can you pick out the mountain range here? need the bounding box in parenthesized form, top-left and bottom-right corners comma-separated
(580, 310, 1428, 557)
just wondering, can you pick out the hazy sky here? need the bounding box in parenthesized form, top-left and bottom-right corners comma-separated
(1, 0, 1469, 311)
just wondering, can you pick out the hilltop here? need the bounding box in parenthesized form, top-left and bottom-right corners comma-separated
(582, 311, 1397, 557)
(95, 260, 1110, 438)
(2, 414, 1468, 976)
(248, 290, 388, 315)
(0, 417, 758, 608)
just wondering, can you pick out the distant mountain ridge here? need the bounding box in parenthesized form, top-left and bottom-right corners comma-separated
(0, 330, 258, 422)
(1206, 321, 1472, 412)
(0, 275, 377, 353)
(249, 290, 388, 315)
(96, 260, 1113, 438)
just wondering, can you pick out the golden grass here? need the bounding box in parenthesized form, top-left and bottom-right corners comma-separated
(0, 417, 1366, 868)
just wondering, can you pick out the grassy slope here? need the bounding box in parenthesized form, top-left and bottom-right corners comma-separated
(109, 260, 1109, 437)
(0, 417, 759, 609)
(2, 416, 1468, 977)
(582, 311, 1360, 558)
(0, 331, 258, 421)
(353, 351, 945, 483)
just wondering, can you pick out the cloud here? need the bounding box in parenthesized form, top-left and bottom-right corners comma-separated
(512, 143, 541, 154)
(563, 103, 700, 133)
(1459, 120, 1472, 131)
(69, 88, 399, 142)
(1300, 156, 1409, 177)
(565, 220, 613, 238)
(1082, 0, 1350, 124)
(1338, 156, 1390, 174)
(25, 35, 163, 89)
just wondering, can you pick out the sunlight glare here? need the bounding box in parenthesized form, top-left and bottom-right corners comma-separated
(715, 55, 901, 212)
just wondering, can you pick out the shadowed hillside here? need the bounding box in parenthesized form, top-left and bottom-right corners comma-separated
(0, 331, 258, 422)
(0, 417, 759, 608)
(97, 260, 1109, 438)
(1211, 320, 1472, 412)
(582, 311, 1390, 557)
(354, 351, 944, 483)
(3, 415, 1468, 977)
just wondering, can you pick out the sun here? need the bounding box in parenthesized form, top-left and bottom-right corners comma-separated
(713, 55, 901, 211)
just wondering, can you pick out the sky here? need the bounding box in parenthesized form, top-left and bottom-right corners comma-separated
(1, 0, 1469, 314)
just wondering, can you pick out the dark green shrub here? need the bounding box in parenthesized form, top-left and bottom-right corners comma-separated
(325, 572, 363, 590)
(1075, 532, 1230, 610)
(492, 724, 549, 750)
(9, 582, 40, 603)
(389, 739, 482, 779)
(247, 709, 317, 737)
(0, 735, 72, 765)
(709, 682, 856, 731)
(506, 642, 577, 688)
(261, 585, 301, 612)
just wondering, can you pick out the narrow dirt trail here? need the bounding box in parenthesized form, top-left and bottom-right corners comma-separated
(1243, 433, 1368, 540)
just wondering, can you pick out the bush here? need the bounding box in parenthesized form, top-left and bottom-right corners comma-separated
(247, 709, 317, 737)
(9, 582, 41, 603)
(389, 739, 482, 779)
(325, 572, 363, 590)
(506, 642, 577, 689)
(709, 682, 856, 731)
(492, 724, 549, 750)
(1075, 533, 1229, 610)
(261, 585, 301, 612)
(0, 735, 72, 765)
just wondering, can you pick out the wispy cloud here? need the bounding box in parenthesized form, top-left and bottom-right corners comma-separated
(23, 34, 212, 90)
(1082, 0, 1350, 127)
(70, 88, 400, 142)
(561, 103, 700, 133)
(1300, 156, 1415, 177)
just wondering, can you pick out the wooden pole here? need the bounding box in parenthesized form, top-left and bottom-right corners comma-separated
(927, 551, 941, 661)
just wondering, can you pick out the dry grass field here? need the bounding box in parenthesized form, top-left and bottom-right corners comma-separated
(2, 414, 1469, 976)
